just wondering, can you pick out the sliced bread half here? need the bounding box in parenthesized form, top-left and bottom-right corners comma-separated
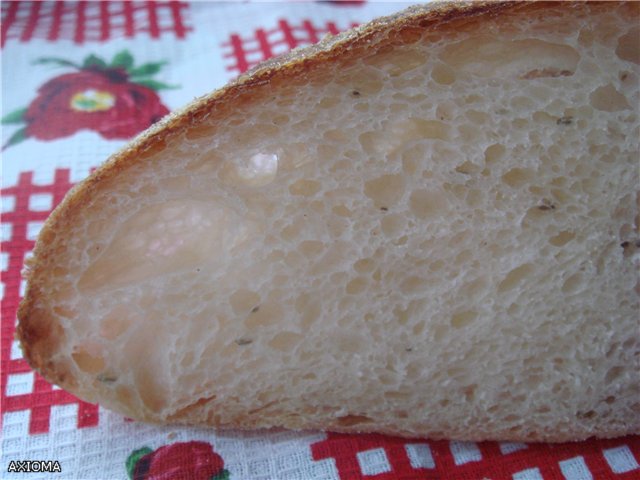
(18, 1, 640, 441)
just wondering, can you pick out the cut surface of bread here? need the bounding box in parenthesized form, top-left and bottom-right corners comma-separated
(18, 1, 640, 442)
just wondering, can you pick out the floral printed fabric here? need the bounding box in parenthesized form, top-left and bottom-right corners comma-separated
(1, 2, 639, 479)
(3, 50, 172, 147)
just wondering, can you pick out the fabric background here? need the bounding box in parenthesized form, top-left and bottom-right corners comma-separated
(1, 2, 639, 479)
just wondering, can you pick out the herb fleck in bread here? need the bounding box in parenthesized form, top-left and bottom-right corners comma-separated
(18, 1, 640, 442)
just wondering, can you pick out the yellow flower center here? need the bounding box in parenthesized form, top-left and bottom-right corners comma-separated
(70, 89, 115, 112)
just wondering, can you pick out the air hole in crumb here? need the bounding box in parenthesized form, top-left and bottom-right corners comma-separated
(400, 276, 428, 294)
(577, 410, 596, 420)
(454, 249, 473, 266)
(271, 113, 289, 125)
(561, 273, 583, 293)
(289, 179, 321, 196)
(298, 240, 325, 257)
(431, 63, 456, 85)
(96, 373, 118, 384)
(53, 308, 77, 318)
(345, 277, 367, 295)
(230, 290, 261, 315)
(549, 230, 575, 247)
(333, 205, 351, 217)
(604, 366, 624, 384)
(245, 302, 283, 329)
(590, 84, 631, 112)
(451, 310, 477, 329)
(394, 235, 408, 246)
(455, 160, 480, 175)
(485, 143, 506, 165)
(354, 258, 376, 274)
(463, 384, 477, 401)
(502, 168, 535, 188)
(386, 391, 410, 400)
(615, 27, 640, 65)
(268, 331, 303, 352)
(538, 203, 556, 212)
(381, 213, 405, 237)
(507, 303, 520, 316)
(100, 306, 134, 339)
(336, 414, 374, 427)
(503, 414, 520, 423)
(318, 97, 340, 109)
(364, 174, 406, 208)
(409, 189, 448, 220)
(414, 321, 427, 336)
(394, 306, 410, 325)
(72, 346, 105, 374)
(498, 263, 534, 293)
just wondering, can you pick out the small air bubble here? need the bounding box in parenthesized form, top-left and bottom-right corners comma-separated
(604, 366, 624, 384)
(268, 331, 303, 352)
(289, 179, 321, 196)
(409, 189, 448, 220)
(484, 143, 505, 165)
(230, 290, 261, 315)
(336, 414, 373, 426)
(451, 310, 477, 328)
(354, 258, 375, 274)
(498, 263, 534, 292)
(561, 273, 583, 293)
(346, 277, 367, 295)
(549, 231, 575, 247)
(501, 168, 535, 188)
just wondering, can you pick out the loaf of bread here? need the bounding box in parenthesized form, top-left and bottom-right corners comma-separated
(18, 1, 640, 442)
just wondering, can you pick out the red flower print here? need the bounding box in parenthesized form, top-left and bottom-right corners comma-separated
(2, 50, 175, 149)
(127, 441, 229, 480)
(24, 68, 168, 140)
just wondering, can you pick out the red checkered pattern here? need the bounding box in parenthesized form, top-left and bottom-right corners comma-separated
(223, 18, 359, 74)
(311, 433, 640, 480)
(1, 170, 99, 435)
(0, 1, 191, 48)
